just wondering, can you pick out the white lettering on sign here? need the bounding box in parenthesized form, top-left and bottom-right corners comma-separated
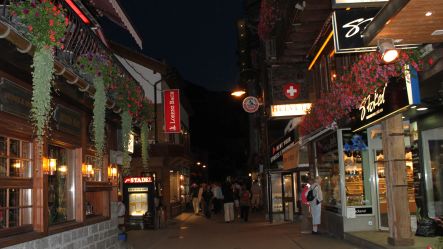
(359, 83, 387, 121)
(342, 17, 373, 38)
(286, 86, 298, 97)
(124, 177, 153, 184)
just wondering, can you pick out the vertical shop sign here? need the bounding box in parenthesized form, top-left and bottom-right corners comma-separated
(164, 89, 181, 133)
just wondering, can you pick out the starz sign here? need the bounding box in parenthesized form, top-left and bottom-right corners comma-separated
(124, 177, 153, 184)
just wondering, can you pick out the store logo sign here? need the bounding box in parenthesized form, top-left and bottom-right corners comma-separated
(270, 103, 311, 117)
(124, 177, 153, 184)
(359, 83, 387, 121)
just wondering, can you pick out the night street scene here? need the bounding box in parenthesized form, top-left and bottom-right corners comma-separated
(0, 0, 443, 248)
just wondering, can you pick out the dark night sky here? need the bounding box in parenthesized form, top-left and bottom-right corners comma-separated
(116, 0, 244, 91)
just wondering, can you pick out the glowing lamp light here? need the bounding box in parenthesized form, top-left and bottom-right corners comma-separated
(65, 0, 90, 24)
(49, 158, 57, 175)
(12, 162, 21, 169)
(58, 165, 67, 174)
(231, 90, 246, 97)
(378, 39, 398, 63)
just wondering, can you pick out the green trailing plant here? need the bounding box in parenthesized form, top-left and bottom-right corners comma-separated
(121, 111, 132, 176)
(11, 0, 68, 142)
(77, 53, 111, 162)
(30, 46, 54, 141)
(93, 76, 106, 163)
(141, 121, 149, 170)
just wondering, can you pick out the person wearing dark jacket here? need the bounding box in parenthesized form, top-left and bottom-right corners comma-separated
(202, 185, 213, 218)
(222, 178, 235, 223)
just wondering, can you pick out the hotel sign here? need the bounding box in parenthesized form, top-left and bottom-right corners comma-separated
(164, 89, 181, 133)
(124, 177, 153, 184)
(271, 103, 311, 117)
(0, 78, 32, 119)
(353, 65, 421, 131)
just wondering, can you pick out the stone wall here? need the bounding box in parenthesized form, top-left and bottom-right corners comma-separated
(5, 202, 127, 249)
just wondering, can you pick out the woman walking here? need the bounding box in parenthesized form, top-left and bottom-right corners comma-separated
(239, 185, 251, 222)
(309, 176, 323, 234)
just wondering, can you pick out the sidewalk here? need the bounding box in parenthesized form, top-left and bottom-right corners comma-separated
(345, 231, 440, 249)
(122, 211, 363, 249)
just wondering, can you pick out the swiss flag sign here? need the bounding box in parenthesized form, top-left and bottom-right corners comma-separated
(283, 83, 300, 100)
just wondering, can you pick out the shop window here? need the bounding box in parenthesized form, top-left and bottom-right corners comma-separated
(316, 132, 341, 212)
(48, 145, 75, 225)
(422, 127, 443, 218)
(0, 188, 32, 230)
(343, 131, 372, 207)
(0, 136, 32, 177)
(271, 173, 283, 212)
(169, 172, 179, 202)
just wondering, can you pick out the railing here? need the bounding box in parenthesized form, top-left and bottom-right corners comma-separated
(0, 0, 130, 89)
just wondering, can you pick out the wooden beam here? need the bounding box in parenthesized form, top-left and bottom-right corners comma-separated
(381, 114, 414, 246)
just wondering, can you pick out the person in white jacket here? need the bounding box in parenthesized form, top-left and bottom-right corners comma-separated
(309, 176, 323, 234)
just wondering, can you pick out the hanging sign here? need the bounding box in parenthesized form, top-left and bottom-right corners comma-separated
(0, 78, 32, 119)
(332, 8, 380, 53)
(53, 105, 81, 136)
(242, 96, 260, 113)
(283, 83, 301, 100)
(163, 89, 181, 133)
(353, 65, 421, 131)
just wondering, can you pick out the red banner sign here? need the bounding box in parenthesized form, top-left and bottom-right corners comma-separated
(163, 89, 181, 133)
(124, 177, 153, 184)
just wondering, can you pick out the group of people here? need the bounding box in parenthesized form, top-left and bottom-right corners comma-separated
(190, 178, 262, 223)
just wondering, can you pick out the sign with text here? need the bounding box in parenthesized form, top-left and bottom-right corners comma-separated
(332, 8, 380, 53)
(353, 66, 421, 131)
(0, 78, 32, 119)
(53, 105, 81, 136)
(332, 0, 387, 8)
(270, 132, 296, 163)
(271, 103, 311, 117)
(124, 177, 153, 184)
(163, 89, 181, 133)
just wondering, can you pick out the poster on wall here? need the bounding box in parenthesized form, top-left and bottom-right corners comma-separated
(163, 89, 181, 133)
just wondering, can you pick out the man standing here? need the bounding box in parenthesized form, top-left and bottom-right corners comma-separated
(222, 177, 235, 223)
(250, 180, 261, 212)
(212, 182, 223, 214)
(190, 183, 200, 215)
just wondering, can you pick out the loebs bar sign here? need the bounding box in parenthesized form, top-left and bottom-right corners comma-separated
(124, 177, 153, 184)
(164, 89, 181, 133)
(353, 65, 420, 131)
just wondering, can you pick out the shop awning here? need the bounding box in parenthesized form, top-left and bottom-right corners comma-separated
(362, 0, 443, 46)
(88, 0, 143, 49)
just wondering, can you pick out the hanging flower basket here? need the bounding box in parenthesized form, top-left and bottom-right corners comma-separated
(299, 50, 423, 136)
(258, 0, 279, 41)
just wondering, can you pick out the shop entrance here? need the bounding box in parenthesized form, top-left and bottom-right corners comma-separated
(368, 124, 416, 230)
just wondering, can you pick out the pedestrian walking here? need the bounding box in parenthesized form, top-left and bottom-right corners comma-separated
(233, 181, 241, 219)
(222, 177, 235, 223)
(212, 182, 223, 214)
(239, 185, 251, 222)
(202, 185, 213, 218)
(309, 176, 323, 234)
(300, 182, 312, 233)
(198, 183, 204, 214)
(190, 183, 200, 215)
(250, 180, 261, 212)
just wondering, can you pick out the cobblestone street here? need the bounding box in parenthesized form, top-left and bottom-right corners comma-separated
(125, 212, 362, 249)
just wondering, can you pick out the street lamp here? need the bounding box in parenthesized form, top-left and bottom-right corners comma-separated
(231, 87, 246, 97)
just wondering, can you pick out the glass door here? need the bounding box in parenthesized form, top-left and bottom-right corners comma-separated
(282, 173, 294, 221)
(421, 127, 443, 218)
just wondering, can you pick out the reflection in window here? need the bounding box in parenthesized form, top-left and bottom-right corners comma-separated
(343, 131, 372, 207)
(316, 132, 341, 211)
(0, 188, 32, 230)
(48, 145, 75, 225)
(0, 136, 32, 177)
(271, 174, 283, 212)
(428, 139, 443, 217)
